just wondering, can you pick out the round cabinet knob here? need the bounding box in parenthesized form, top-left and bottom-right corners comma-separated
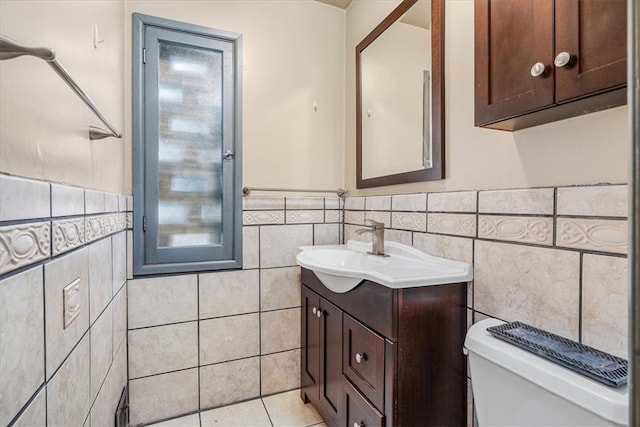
(353, 423, 365, 427)
(355, 352, 367, 363)
(554, 51, 572, 68)
(312, 307, 317, 315)
(316, 310, 322, 318)
(530, 62, 546, 77)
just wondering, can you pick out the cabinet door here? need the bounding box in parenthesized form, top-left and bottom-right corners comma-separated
(301, 286, 320, 400)
(474, 0, 554, 125)
(319, 298, 343, 420)
(554, 0, 626, 102)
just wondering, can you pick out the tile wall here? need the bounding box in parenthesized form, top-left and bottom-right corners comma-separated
(127, 196, 342, 425)
(0, 174, 130, 427)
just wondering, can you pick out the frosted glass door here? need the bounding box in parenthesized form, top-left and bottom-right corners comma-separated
(156, 41, 223, 248)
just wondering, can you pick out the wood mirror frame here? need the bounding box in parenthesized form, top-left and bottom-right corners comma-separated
(356, 0, 444, 189)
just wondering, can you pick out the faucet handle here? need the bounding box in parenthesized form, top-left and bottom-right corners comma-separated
(365, 219, 385, 229)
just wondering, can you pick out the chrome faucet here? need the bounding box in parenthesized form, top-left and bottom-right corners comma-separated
(355, 219, 387, 256)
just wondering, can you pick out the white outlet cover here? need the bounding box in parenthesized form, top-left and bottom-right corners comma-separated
(63, 278, 81, 329)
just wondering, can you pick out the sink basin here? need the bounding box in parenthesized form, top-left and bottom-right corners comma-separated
(296, 240, 473, 293)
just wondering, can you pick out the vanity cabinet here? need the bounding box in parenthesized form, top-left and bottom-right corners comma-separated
(300, 268, 467, 427)
(474, 0, 627, 130)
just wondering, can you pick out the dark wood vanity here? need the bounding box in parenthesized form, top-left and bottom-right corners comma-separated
(300, 268, 467, 427)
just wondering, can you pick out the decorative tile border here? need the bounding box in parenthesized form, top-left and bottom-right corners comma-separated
(285, 210, 324, 224)
(556, 218, 627, 254)
(478, 216, 553, 245)
(0, 175, 133, 277)
(427, 213, 476, 237)
(243, 211, 285, 226)
(365, 211, 391, 226)
(0, 221, 51, 275)
(52, 218, 85, 256)
(391, 212, 427, 232)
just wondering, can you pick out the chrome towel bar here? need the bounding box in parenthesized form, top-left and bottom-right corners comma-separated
(0, 34, 122, 140)
(242, 186, 347, 198)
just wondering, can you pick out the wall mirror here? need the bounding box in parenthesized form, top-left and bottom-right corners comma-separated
(357, 0, 444, 188)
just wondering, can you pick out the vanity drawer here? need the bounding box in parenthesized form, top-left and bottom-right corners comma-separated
(343, 314, 385, 411)
(344, 378, 384, 427)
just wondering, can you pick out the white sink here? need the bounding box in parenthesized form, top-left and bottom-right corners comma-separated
(296, 240, 473, 293)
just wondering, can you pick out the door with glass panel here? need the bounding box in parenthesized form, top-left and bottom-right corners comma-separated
(133, 14, 242, 275)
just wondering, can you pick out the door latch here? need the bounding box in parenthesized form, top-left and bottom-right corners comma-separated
(222, 150, 235, 160)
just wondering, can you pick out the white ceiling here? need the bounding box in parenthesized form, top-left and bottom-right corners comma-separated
(315, 0, 353, 10)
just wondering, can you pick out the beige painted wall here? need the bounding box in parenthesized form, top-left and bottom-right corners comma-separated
(345, 0, 629, 196)
(0, 0, 126, 194)
(124, 0, 346, 196)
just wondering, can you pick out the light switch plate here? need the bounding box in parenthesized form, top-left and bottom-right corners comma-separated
(63, 278, 81, 329)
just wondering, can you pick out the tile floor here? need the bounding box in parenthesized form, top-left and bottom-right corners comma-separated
(148, 389, 325, 427)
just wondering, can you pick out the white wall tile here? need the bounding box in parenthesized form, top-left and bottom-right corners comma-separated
(582, 254, 628, 358)
(200, 357, 260, 409)
(412, 233, 473, 264)
(428, 191, 477, 213)
(118, 195, 127, 212)
(105, 193, 119, 212)
(52, 183, 85, 217)
(88, 238, 113, 324)
(128, 322, 198, 378)
(199, 270, 259, 318)
(344, 196, 364, 210)
(242, 226, 259, 269)
(474, 241, 580, 339)
(365, 196, 391, 211)
(126, 230, 133, 280)
(344, 210, 365, 225)
(112, 284, 127, 358)
(0, 175, 50, 221)
(324, 210, 343, 223)
(0, 267, 45, 424)
(90, 342, 125, 427)
(126, 196, 133, 212)
(200, 314, 259, 365)
(392, 193, 426, 212)
(478, 188, 554, 215)
(11, 387, 46, 427)
(44, 248, 90, 378)
(261, 308, 300, 354)
(128, 275, 198, 329)
(130, 368, 199, 425)
(261, 267, 301, 311)
(557, 185, 627, 217)
(111, 232, 126, 295)
(46, 335, 91, 427)
(324, 197, 342, 209)
(85, 190, 105, 215)
(259, 225, 313, 268)
(384, 229, 413, 246)
(261, 349, 300, 395)
(314, 223, 340, 245)
(243, 197, 285, 210)
(90, 305, 113, 401)
(285, 197, 324, 209)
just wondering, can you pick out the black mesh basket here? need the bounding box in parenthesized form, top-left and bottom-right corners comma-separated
(486, 321, 628, 387)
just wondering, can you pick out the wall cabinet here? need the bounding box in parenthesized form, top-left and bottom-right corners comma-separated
(300, 268, 467, 427)
(474, 0, 626, 130)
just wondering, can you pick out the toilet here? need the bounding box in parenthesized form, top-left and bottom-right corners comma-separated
(465, 318, 629, 426)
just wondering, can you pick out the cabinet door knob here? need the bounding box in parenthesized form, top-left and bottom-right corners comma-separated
(317, 310, 322, 318)
(355, 352, 367, 363)
(554, 51, 572, 68)
(530, 62, 547, 77)
(353, 423, 365, 427)
(312, 307, 317, 315)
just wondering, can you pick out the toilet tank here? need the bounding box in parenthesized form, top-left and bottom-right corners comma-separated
(465, 319, 629, 426)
